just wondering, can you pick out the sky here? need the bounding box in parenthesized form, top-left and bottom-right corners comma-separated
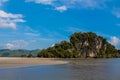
(0, 0, 120, 50)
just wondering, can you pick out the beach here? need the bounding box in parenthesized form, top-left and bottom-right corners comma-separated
(0, 57, 68, 68)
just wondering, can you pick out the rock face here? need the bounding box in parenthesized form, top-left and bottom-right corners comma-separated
(70, 32, 117, 58)
(38, 32, 118, 58)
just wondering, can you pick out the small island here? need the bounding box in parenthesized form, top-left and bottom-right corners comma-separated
(38, 32, 120, 58)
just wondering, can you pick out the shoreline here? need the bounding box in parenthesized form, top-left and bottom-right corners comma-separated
(0, 57, 68, 68)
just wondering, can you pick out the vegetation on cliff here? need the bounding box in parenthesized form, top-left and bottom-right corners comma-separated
(38, 32, 119, 58)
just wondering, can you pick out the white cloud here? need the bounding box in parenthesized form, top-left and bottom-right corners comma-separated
(25, 32, 40, 36)
(25, 0, 108, 12)
(6, 43, 14, 49)
(65, 0, 107, 9)
(55, 6, 67, 12)
(5, 40, 28, 49)
(0, 0, 8, 6)
(51, 44, 55, 47)
(24, 26, 38, 33)
(112, 8, 120, 18)
(109, 36, 120, 49)
(25, 0, 53, 5)
(112, 8, 120, 28)
(0, 10, 23, 18)
(0, 10, 25, 29)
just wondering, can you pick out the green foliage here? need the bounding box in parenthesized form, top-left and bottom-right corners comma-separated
(1, 52, 10, 57)
(0, 49, 40, 57)
(105, 43, 118, 58)
(27, 53, 33, 57)
(38, 32, 118, 58)
(21, 54, 27, 57)
(38, 41, 79, 58)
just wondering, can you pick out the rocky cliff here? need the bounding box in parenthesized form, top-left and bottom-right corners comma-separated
(38, 32, 118, 58)
(70, 32, 117, 58)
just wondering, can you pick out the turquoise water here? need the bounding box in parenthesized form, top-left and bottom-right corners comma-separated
(0, 59, 120, 80)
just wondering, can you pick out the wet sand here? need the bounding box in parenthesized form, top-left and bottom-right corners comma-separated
(0, 57, 68, 68)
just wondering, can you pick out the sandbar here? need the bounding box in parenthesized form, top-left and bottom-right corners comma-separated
(0, 57, 68, 68)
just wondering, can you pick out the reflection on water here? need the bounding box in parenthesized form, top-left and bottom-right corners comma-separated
(0, 59, 120, 80)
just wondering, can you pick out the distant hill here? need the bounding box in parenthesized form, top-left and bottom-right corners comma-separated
(38, 32, 119, 58)
(0, 49, 40, 57)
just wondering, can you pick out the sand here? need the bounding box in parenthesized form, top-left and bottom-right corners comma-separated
(0, 57, 68, 68)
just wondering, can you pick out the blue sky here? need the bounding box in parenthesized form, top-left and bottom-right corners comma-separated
(0, 0, 120, 50)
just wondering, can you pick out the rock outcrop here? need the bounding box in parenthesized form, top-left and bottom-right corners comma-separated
(38, 32, 118, 58)
(70, 32, 117, 58)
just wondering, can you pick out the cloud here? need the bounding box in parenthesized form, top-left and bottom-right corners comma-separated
(25, 0, 53, 5)
(5, 40, 28, 49)
(0, 0, 8, 6)
(25, 32, 40, 36)
(51, 44, 55, 47)
(55, 6, 67, 12)
(25, 0, 108, 12)
(23, 26, 38, 33)
(6, 43, 14, 49)
(109, 36, 120, 49)
(66, 0, 107, 9)
(112, 8, 120, 18)
(112, 8, 120, 28)
(0, 10, 25, 29)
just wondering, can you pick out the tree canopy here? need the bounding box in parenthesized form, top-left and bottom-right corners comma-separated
(38, 32, 118, 58)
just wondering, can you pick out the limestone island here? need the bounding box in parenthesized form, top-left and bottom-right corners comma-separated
(38, 32, 120, 58)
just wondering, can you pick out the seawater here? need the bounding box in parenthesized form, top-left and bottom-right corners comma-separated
(0, 58, 120, 80)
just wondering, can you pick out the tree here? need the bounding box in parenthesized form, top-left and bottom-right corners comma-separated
(27, 54, 33, 57)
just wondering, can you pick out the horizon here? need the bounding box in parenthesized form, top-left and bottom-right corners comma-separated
(0, 0, 120, 50)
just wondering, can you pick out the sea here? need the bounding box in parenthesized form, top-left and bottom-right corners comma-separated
(0, 58, 120, 80)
